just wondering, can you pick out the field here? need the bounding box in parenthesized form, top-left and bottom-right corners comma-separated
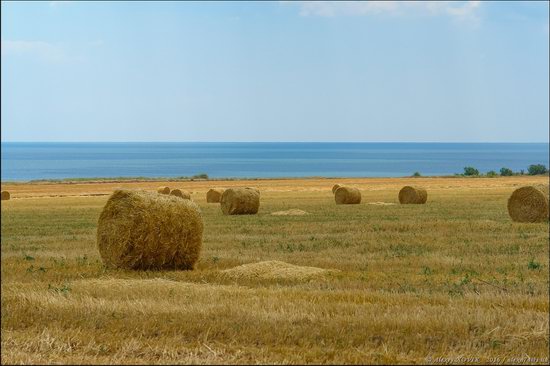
(1, 176, 549, 364)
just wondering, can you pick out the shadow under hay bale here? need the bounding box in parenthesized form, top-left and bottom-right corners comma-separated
(97, 189, 203, 270)
(398, 186, 427, 204)
(334, 186, 361, 204)
(170, 188, 191, 200)
(206, 188, 224, 203)
(220, 187, 260, 215)
(157, 186, 170, 195)
(332, 184, 341, 194)
(507, 186, 549, 223)
(221, 260, 336, 281)
(1, 191, 10, 200)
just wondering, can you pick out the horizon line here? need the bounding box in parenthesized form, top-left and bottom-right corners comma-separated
(1, 141, 549, 144)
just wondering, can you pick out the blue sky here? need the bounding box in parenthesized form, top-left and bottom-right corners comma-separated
(1, 1, 548, 142)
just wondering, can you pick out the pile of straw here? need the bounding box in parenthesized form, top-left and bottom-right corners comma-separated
(221, 260, 335, 280)
(1, 191, 10, 200)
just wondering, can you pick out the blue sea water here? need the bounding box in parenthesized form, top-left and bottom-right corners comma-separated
(1, 142, 548, 181)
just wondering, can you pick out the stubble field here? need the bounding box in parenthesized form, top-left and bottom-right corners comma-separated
(1, 176, 549, 364)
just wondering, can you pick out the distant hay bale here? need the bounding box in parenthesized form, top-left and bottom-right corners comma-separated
(1, 191, 10, 200)
(170, 189, 191, 200)
(271, 209, 309, 216)
(221, 260, 336, 281)
(220, 187, 260, 215)
(157, 186, 170, 195)
(507, 186, 549, 223)
(398, 186, 427, 204)
(96, 189, 203, 270)
(332, 184, 341, 194)
(334, 187, 361, 204)
(206, 188, 224, 203)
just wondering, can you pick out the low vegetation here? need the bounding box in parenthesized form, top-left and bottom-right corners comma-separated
(1, 176, 548, 364)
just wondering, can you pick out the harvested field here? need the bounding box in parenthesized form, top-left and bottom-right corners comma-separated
(1, 176, 548, 364)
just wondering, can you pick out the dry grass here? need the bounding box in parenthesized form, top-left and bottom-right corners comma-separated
(270, 209, 309, 216)
(1, 176, 549, 364)
(221, 260, 334, 280)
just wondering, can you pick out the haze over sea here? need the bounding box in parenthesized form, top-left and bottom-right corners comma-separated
(1, 142, 548, 181)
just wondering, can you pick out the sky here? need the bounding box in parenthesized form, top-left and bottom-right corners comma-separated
(1, 1, 549, 142)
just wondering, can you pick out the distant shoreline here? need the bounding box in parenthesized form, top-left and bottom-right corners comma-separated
(2, 173, 548, 185)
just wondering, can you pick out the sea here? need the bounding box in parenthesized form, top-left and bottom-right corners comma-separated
(1, 142, 548, 181)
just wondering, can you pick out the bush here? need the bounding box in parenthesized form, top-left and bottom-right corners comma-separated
(192, 173, 209, 180)
(412, 172, 421, 177)
(527, 164, 548, 176)
(500, 167, 513, 176)
(486, 170, 498, 177)
(463, 167, 479, 176)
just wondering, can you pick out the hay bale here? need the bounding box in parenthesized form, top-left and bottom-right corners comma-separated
(157, 186, 170, 195)
(1, 191, 10, 200)
(170, 189, 191, 200)
(206, 188, 224, 203)
(220, 187, 260, 215)
(334, 186, 361, 204)
(507, 186, 549, 223)
(96, 189, 203, 270)
(221, 261, 336, 281)
(332, 184, 341, 194)
(398, 186, 427, 204)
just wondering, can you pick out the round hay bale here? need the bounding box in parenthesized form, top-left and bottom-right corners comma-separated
(220, 187, 260, 215)
(398, 186, 427, 204)
(157, 186, 170, 195)
(206, 188, 224, 203)
(1, 191, 10, 200)
(97, 189, 203, 270)
(170, 189, 191, 200)
(507, 186, 549, 223)
(334, 187, 361, 204)
(331, 184, 341, 194)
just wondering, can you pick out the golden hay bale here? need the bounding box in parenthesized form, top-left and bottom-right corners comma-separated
(170, 189, 191, 200)
(221, 260, 336, 281)
(206, 188, 224, 203)
(334, 186, 361, 204)
(157, 186, 170, 195)
(1, 191, 10, 200)
(398, 186, 427, 204)
(220, 187, 260, 215)
(96, 189, 203, 270)
(507, 186, 549, 223)
(331, 184, 341, 194)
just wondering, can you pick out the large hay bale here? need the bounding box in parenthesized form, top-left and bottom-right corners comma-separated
(507, 186, 549, 223)
(97, 189, 203, 270)
(331, 184, 341, 194)
(170, 189, 191, 200)
(206, 188, 224, 203)
(1, 191, 10, 200)
(334, 186, 361, 204)
(157, 186, 170, 195)
(398, 186, 427, 204)
(220, 187, 260, 215)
